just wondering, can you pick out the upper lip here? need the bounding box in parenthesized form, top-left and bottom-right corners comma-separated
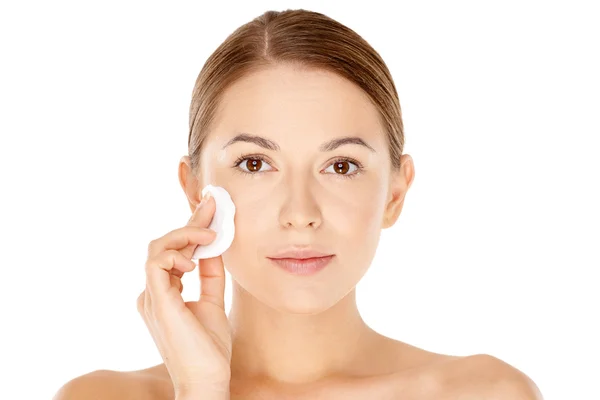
(268, 246, 334, 260)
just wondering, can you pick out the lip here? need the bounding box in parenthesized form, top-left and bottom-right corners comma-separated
(269, 247, 334, 260)
(268, 255, 334, 276)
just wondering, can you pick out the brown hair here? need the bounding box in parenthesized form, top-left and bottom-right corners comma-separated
(187, 8, 404, 176)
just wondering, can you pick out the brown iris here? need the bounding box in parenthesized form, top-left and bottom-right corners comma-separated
(245, 158, 262, 172)
(333, 161, 350, 174)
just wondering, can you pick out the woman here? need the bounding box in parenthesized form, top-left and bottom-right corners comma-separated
(54, 8, 542, 400)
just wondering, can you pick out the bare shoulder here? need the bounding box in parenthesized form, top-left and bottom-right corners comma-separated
(53, 367, 172, 400)
(429, 353, 544, 399)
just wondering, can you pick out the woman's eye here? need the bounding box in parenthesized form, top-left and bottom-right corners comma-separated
(236, 157, 274, 173)
(323, 160, 359, 176)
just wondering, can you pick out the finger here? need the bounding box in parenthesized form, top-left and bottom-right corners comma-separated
(198, 255, 226, 309)
(147, 227, 216, 259)
(187, 192, 215, 227)
(182, 194, 217, 255)
(145, 249, 196, 299)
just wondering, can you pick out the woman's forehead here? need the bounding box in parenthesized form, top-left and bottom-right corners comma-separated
(217, 66, 379, 124)
(202, 66, 387, 162)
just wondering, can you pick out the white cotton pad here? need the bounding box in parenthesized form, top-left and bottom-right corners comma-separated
(191, 184, 236, 260)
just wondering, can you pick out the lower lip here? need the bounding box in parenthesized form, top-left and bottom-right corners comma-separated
(269, 255, 334, 276)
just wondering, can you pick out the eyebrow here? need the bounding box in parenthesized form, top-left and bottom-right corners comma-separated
(221, 132, 376, 152)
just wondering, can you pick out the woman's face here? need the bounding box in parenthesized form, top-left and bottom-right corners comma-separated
(197, 64, 401, 314)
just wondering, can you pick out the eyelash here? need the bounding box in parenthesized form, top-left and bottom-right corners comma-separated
(232, 153, 364, 180)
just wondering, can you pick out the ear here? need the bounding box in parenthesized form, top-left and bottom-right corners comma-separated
(382, 154, 415, 229)
(178, 155, 204, 212)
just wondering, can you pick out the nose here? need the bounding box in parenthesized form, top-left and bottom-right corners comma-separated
(278, 182, 322, 230)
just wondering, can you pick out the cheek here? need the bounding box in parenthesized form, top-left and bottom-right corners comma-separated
(327, 199, 384, 254)
(220, 194, 271, 272)
(323, 180, 385, 234)
(323, 184, 385, 275)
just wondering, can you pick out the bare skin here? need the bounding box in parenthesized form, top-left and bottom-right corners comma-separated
(141, 344, 452, 400)
(54, 345, 541, 399)
(54, 65, 543, 399)
(143, 333, 454, 399)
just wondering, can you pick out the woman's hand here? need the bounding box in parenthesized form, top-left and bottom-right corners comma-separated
(137, 192, 232, 398)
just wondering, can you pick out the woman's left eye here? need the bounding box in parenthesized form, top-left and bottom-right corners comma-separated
(323, 159, 362, 178)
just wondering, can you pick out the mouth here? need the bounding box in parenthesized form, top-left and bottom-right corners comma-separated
(267, 255, 334, 276)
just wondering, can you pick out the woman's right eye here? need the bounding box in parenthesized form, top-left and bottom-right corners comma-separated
(234, 155, 274, 174)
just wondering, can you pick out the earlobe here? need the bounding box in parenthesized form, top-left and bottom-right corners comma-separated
(382, 192, 405, 229)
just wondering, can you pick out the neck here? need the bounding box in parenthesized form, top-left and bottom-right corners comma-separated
(227, 281, 378, 385)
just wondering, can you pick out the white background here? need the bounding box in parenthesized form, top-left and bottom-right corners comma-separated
(1, 1, 598, 399)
